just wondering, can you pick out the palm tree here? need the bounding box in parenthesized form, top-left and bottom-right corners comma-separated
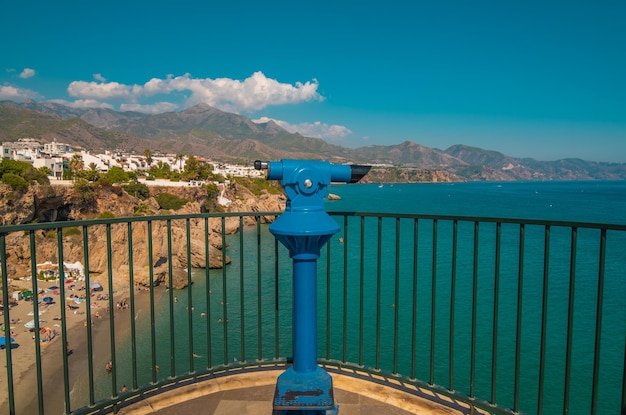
(143, 149, 153, 167)
(85, 162, 100, 182)
(175, 153, 185, 172)
(68, 154, 84, 180)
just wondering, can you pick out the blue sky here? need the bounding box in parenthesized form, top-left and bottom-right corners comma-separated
(2, 1, 625, 162)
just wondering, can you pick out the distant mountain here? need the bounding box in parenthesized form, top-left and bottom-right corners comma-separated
(1, 100, 625, 181)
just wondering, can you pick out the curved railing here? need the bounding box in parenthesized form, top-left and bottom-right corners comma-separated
(1, 212, 625, 415)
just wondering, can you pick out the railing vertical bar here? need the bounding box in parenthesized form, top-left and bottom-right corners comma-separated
(239, 216, 246, 363)
(491, 222, 501, 404)
(256, 217, 262, 360)
(590, 228, 607, 415)
(470, 221, 479, 400)
(393, 217, 400, 375)
(28, 230, 45, 414)
(204, 217, 212, 367)
(166, 220, 175, 376)
(449, 219, 457, 391)
(537, 225, 551, 415)
(147, 220, 157, 383)
(221, 216, 228, 364)
(186, 218, 195, 372)
(563, 227, 578, 415)
(105, 224, 118, 398)
(274, 232, 279, 359)
(127, 222, 138, 390)
(375, 216, 382, 370)
(411, 218, 420, 380)
(623, 341, 626, 414)
(1, 233, 16, 415)
(56, 228, 71, 413)
(514, 223, 525, 412)
(342, 216, 349, 363)
(326, 240, 331, 360)
(359, 215, 365, 367)
(430, 219, 437, 384)
(82, 225, 96, 401)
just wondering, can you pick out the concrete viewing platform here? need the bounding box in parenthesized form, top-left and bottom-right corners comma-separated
(117, 368, 484, 415)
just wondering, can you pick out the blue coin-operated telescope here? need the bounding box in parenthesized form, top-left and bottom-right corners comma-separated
(254, 159, 370, 414)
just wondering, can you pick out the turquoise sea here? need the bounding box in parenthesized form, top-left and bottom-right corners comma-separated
(92, 180, 626, 415)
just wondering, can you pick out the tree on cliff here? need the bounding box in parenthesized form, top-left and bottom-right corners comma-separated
(0, 159, 50, 190)
(182, 156, 201, 181)
(104, 166, 130, 184)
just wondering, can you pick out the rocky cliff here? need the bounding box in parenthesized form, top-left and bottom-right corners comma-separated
(0, 182, 286, 290)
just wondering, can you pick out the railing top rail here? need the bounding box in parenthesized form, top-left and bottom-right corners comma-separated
(328, 210, 626, 231)
(1, 210, 625, 233)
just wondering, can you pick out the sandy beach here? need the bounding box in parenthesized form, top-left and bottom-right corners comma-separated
(1, 276, 150, 414)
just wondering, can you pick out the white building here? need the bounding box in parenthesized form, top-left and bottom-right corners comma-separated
(0, 145, 11, 159)
(80, 151, 110, 172)
(43, 141, 73, 156)
(32, 156, 65, 179)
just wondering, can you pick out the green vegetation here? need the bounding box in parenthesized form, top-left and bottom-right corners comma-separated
(0, 159, 50, 190)
(154, 192, 190, 210)
(72, 179, 98, 213)
(123, 181, 150, 200)
(147, 161, 172, 179)
(63, 227, 81, 236)
(104, 166, 130, 183)
(1, 172, 29, 191)
(133, 202, 155, 216)
(204, 183, 224, 212)
(232, 177, 282, 195)
(98, 211, 116, 219)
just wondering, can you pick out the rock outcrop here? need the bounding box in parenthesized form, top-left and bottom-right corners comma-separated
(0, 181, 286, 291)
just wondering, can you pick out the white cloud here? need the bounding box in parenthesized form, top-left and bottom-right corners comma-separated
(0, 85, 41, 100)
(50, 99, 114, 109)
(19, 68, 35, 79)
(120, 102, 179, 114)
(253, 117, 352, 141)
(65, 71, 322, 114)
(93, 73, 106, 82)
(67, 80, 132, 99)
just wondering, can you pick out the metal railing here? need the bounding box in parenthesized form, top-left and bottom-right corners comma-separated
(1, 212, 625, 415)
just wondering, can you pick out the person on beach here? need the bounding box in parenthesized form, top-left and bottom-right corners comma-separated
(121, 385, 128, 393)
(105, 361, 113, 374)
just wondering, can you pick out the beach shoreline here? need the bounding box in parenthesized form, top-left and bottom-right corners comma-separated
(1, 276, 153, 414)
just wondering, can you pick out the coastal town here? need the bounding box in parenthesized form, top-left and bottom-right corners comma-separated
(0, 138, 264, 184)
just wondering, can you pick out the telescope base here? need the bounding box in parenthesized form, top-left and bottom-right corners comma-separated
(273, 366, 336, 413)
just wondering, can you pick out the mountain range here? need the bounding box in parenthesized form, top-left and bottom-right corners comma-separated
(1, 99, 625, 182)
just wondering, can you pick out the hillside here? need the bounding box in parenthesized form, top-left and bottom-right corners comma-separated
(2, 100, 626, 181)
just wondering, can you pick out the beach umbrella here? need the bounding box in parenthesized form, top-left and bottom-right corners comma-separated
(90, 282, 103, 292)
(43, 297, 54, 304)
(0, 336, 15, 347)
(48, 286, 59, 291)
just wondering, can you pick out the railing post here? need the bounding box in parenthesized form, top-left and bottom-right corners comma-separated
(255, 159, 369, 414)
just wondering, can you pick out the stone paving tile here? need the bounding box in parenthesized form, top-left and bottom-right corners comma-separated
(121, 370, 468, 415)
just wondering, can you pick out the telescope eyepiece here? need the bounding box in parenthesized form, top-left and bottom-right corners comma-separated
(254, 160, 269, 170)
